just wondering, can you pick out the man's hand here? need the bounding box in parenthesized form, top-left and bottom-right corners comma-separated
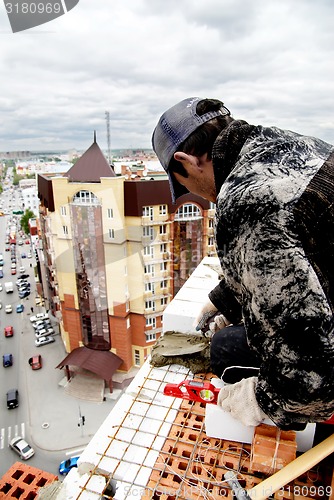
(217, 377, 267, 427)
(194, 299, 218, 332)
(208, 313, 231, 334)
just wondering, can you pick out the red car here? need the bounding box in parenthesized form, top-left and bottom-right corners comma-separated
(28, 355, 42, 370)
(4, 326, 14, 337)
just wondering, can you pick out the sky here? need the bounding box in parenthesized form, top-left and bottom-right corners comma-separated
(0, 0, 333, 152)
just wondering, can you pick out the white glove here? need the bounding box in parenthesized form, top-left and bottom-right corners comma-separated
(217, 377, 267, 427)
(208, 313, 231, 335)
(194, 299, 218, 332)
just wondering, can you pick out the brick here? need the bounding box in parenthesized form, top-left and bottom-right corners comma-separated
(251, 423, 297, 474)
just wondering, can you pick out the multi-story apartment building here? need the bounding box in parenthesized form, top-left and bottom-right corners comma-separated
(37, 137, 216, 374)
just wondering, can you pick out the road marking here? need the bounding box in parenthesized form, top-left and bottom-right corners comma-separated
(1, 424, 26, 449)
(0, 428, 5, 449)
(65, 447, 85, 456)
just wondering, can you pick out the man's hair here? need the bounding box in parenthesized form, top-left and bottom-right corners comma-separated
(169, 98, 234, 178)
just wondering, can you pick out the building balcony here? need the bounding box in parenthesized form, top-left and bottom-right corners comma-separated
(141, 216, 171, 226)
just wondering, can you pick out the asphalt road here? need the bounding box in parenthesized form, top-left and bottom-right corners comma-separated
(0, 183, 116, 478)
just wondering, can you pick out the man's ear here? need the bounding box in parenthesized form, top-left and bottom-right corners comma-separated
(174, 152, 196, 166)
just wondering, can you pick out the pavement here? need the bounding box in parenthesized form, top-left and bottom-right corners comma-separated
(21, 308, 126, 454)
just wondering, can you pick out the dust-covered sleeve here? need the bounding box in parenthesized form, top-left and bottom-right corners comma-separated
(208, 277, 242, 324)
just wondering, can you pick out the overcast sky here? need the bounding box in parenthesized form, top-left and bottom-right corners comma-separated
(0, 0, 333, 152)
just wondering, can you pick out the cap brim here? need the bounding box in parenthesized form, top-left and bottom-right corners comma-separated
(167, 170, 189, 204)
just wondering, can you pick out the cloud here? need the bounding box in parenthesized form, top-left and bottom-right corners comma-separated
(0, 0, 333, 151)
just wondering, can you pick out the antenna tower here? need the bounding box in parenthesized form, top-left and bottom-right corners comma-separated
(105, 111, 111, 165)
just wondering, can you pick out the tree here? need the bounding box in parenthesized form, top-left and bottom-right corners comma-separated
(20, 209, 35, 235)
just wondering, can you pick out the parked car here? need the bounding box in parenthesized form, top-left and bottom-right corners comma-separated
(19, 266, 25, 273)
(16, 304, 24, 313)
(28, 354, 42, 370)
(5, 304, 12, 313)
(4, 326, 14, 337)
(18, 273, 29, 280)
(16, 278, 28, 286)
(9, 436, 34, 460)
(0, 269, 3, 278)
(21, 252, 26, 258)
(34, 322, 52, 332)
(19, 290, 30, 299)
(3, 354, 13, 367)
(35, 336, 55, 347)
(11, 268, 16, 275)
(6, 388, 19, 409)
(30, 313, 49, 323)
(58, 456, 79, 475)
(0, 284, 2, 291)
(27, 252, 32, 258)
(35, 328, 55, 338)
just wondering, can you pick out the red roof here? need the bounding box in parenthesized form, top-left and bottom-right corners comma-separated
(56, 346, 122, 382)
(65, 139, 116, 182)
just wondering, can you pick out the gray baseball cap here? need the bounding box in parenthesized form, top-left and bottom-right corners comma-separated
(152, 97, 229, 202)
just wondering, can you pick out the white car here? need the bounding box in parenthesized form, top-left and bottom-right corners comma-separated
(35, 328, 55, 338)
(0, 284, 2, 291)
(33, 320, 51, 330)
(30, 313, 49, 323)
(9, 436, 35, 460)
(35, 336, 55, 347)
(19, 266, 25, 273)
(5, 304, 13, 314)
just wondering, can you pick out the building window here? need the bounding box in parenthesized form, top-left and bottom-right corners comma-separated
(143, 206, 153, 220)
(146, 332, 157, 342)
(145, 282, 155, 293)
(159, 205, 167, 215)
(208, 237, 215, 246)
(175, 203, 202, 220)
(134, 350, 140, 366)
(210, 202, 216, 209)
(161, 297, 168, 306)
(209, 218, 214, 228)
(160, 262, 167, 272)
(160, 243, 167, 253)
(109, 228, 115, 239)
(143, 226, 154, 240)
(144, 264, 154, 276)
(145, 300, 155, 311)
(144, 246, 154, 257)
(63, 225, 68, 235)
(146, 317, 156, 328)
(60, 206, 66, 216)
(107, 208, 113, 218)
(161, 280, 167, 289)
(73, 190, 99, 205)
(159, 225, 167, 235)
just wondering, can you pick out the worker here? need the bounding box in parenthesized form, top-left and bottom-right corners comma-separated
(152, 97, 334, 430)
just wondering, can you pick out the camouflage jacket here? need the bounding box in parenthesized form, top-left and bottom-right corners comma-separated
(209, 120, 334, 428)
